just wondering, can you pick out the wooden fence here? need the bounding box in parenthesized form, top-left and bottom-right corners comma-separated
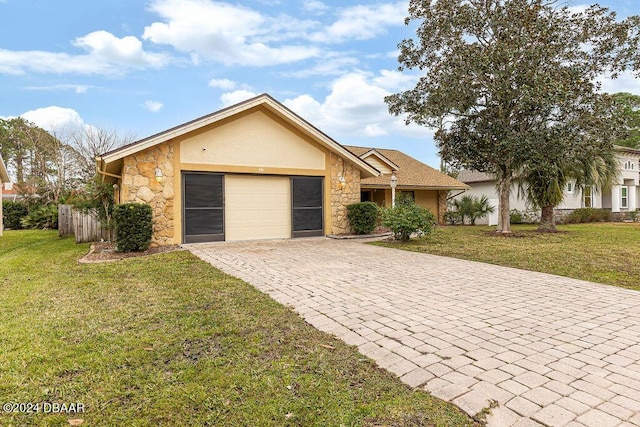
(58, 204, 112, 243)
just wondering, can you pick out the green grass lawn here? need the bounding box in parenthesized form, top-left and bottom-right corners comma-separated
(0, 231, 477, 427)
(375, 223, 640, 291)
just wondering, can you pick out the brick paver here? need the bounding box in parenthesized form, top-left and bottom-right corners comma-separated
(186, 238, 640, 426)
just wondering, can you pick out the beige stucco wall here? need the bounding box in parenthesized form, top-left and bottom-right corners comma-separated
(120, 142, 175, 246)
(414, 190, 438, 215)
(330, 152, 361, 234)
(180, 110, 326, 171)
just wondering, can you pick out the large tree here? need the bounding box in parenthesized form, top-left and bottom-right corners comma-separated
(613, 92, 640, 148)
(386, 0, 640, 233)
(517, 95, 622, 232)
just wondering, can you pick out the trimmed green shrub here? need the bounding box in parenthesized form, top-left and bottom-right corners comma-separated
(347, 202, 380, 234)
(113, 203, 153, 252)
(381, 196, 436, 242)
(510, 209, 524, 224)
(565, 208, 610, 224)
(20, 204, 58, 230)
(2, 200, 28, 230)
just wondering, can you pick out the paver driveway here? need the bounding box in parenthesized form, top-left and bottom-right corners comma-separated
(186, 238, 640, 427)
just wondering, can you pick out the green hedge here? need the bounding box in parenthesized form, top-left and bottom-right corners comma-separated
(2, 200, 28, 230)
(565, 208, 610, 223)
(113, 203, 153, 252)
(347, 202, 380, 235)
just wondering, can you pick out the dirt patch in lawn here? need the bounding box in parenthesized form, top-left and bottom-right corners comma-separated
(79, 241, 183, 263)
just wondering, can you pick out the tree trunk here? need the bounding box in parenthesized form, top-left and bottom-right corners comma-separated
(537, 205, 556, 232)
(496, 177, 512, 233)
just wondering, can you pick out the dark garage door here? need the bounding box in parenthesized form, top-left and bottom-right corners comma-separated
(183, 172, 224, 243)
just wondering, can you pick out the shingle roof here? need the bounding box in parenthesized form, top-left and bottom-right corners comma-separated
(456, 170, 495, 183)
(345, 146, 468, 190)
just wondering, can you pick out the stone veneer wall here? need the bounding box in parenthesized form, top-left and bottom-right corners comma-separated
(330, 152, 361, 234)
(437, 191, 448, 224)
(120, 142, 175, 246)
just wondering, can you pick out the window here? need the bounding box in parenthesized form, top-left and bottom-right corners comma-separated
(566, 182, 574, 194)
(398, 190, 415, 201)
(583, 186, 593, 208)
(624, 160, 637, 171)
(621, 186, 628, 209)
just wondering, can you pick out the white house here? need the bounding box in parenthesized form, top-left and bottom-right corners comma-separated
(0, 156, 10, 235)
(456, 146, 640, 225)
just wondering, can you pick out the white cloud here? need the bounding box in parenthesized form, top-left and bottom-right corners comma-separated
(220, 90, 259, 106)
(303, 0, 328, 14)
(143, 0, 320, 66)
(283, 70, 428, 142)
(310, 2, 407, 43)
(74, 31, 169, 68)
(23, 84, 90, 94)
(208, 78, 237, 90)
(599, 72, 640, 96)
(143, 100, 164, 112)
(20, 106, 86, 133)
(0, 31, 170, 75)
(281, 56, 359, 78)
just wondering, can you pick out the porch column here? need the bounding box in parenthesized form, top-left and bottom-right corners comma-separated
(611, 185, 621, 213)
(629, 185, 637, 211)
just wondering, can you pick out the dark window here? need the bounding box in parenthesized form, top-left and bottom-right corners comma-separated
(183, 173, 224, 243)
(292, 177, 323, 237)
(361, 191, 371, 202)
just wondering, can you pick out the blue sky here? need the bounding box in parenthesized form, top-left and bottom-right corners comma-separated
(1, 0, 638, 168)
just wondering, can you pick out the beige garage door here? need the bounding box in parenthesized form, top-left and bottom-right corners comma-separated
(225, 175, 291, 241)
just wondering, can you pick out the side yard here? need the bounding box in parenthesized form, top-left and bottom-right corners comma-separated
(375, 223, 640, 291)
(0, 231, 477, 426)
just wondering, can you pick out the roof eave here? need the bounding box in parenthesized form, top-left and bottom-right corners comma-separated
(0, 156, 9, 182)
(361, 183, 470, 190)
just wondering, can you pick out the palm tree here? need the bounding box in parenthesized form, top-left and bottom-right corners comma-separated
(518, 142, 618, 233)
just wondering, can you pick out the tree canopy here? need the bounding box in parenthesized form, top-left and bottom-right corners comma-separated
(0, 119, 133, 203)
(613, 92, 640, 148)
(386, 0, 640, 233)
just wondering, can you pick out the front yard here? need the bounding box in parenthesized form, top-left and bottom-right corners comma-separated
(0, 231, 477, 426)
(375, 223, 640, 291)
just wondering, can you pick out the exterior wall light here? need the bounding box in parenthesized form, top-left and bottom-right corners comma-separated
(338, 176, 347, 189)
(155, 168, 163, 183)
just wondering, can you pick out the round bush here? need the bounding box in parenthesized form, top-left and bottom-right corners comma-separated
(347, 202, 380, 234)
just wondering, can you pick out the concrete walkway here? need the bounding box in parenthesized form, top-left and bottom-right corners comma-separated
(186, 238, 640, 427)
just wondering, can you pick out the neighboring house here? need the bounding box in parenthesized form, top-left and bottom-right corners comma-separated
(345, 145, 468, 220)
(456, 146, 640, 225)
(2, 182, 22, 201)
(96, 93, 467, 245)
(0, 157, 10, 235)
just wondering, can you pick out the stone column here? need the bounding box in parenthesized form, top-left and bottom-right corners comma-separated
(330, 153, 361, 234)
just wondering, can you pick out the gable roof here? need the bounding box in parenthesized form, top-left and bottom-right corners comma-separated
(456, 170, 495, 184)
(0, 156, 9, 183)
(345, 145, 468, 190)
(359, 149, 399, 171)
(98, 93, 379, 178)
